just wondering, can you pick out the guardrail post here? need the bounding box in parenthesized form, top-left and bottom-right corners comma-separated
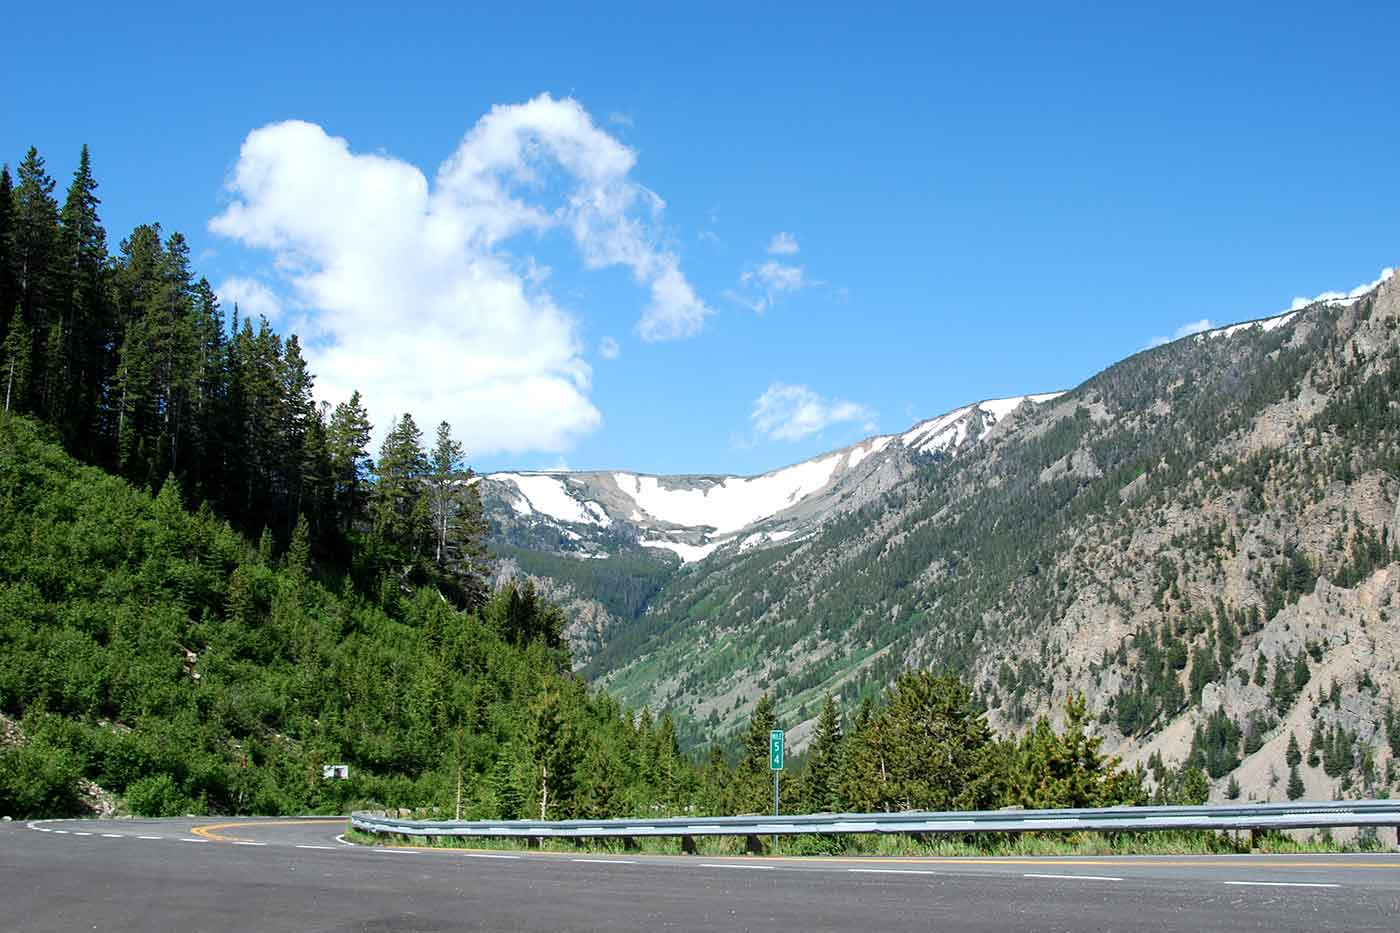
(745, 834, 764, 855)
(620, 835, 636, 851)
(681, 835, 697, 855)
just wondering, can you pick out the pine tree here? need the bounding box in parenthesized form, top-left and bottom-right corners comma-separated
(52, 145, 108, 452)
(1285, 732, 1302, 768)
(424, 421, 490, 608)
(371, 414, 429, 578)
(800, 695, 843, 813)
(733, 694, 778, 814)
(873, 672, 1003, 812)
(10, 148, 59, 414)
(0, 167, 16, 384)
(1287, 764, 1305, 801)
(326, 391, 373, 539)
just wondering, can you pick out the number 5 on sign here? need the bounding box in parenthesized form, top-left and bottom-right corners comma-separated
(770, 730, 784, 771)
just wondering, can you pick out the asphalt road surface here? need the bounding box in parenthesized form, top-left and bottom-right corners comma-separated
(6, 816, 1400, 931)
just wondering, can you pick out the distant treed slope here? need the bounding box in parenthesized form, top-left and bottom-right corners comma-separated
(592, 273, 1400, 803)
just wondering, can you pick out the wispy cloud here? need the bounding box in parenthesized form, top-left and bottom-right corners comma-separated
(767, 231, 799, 255)
(751, 382, 876, 442)
(727, 231, 813, 313)
(1147, 318, 1214, 349)
(598, 336, 620, 360)
(209, 94, 712, 455)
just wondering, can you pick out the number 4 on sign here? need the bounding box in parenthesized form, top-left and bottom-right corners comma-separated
(770, 730, 784, 770)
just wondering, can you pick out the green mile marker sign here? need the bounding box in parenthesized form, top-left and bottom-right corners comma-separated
(770, 729, 784, 771)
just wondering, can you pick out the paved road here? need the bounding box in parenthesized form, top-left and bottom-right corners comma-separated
(6, 816, 1400, 931)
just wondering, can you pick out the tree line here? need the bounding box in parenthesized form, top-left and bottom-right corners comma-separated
(0, 145, 488, 608)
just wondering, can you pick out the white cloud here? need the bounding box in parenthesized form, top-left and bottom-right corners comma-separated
(1147, 318, 1214, 349)
(209, 95, 712, 455)
(729, 259, 808, 313)
(599, 336, 620, 360)
(751, 382, 876, 442)
(1289, 267, 1394, 310)
(767, 231, 799, 255)
(216, 276, 284, 322)
(607, 112, 634, 128)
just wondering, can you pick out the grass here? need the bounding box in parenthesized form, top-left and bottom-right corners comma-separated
(343, 827, 1391, 857)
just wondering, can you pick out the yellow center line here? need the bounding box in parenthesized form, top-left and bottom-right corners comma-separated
(191, 819, 346, 843)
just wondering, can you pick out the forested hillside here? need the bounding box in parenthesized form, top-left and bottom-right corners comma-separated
(587, 273, 1400, 806)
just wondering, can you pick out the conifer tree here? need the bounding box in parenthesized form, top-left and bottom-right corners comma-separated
(425, 420, 490, 608)
(1287, 764, 1305, 801)
(52, 145, 108, 451)
(371, 413, 429, 580)
(326, 391, 373, 537)
(11, 148, 59, 412)
(800, 695, 844, 813)
(733, 694, 778, 814)
(0, 167, 15, 366)
(1285, 732, 1302, 768)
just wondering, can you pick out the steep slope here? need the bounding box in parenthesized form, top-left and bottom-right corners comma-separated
(581, 269, 1400, 803)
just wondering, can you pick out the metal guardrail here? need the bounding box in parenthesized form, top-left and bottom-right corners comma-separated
(352, 799, 1400, 841)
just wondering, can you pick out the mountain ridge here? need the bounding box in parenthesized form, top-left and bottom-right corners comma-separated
(486, 265, 1400, 808)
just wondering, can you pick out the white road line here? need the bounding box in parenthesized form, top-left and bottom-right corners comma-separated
(137, 835, 163, 840)
(232, 841, 267, 847)
(373, 848, 416, 854)
(1223, 881, 1341, 889)
(849, 868, 938, 875)
(459, 853, 521, 860)
(295, 845, 337, 850)
(571, 858, 638, 865)
(100, 834, 125, 838)
(179, 838, 207, 843)
(701, 863, 776, 871)
(1024, 873, 1123, 882)
(334, 834, 358, 847)
(71, 832, 92, 836)
(52, 830, 69, 834)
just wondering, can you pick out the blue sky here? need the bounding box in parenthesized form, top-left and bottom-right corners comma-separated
(4, 1, 1398, 475)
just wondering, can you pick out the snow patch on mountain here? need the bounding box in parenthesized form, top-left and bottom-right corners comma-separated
(614, 453, 844, 533)
(494, 473, 612, 527)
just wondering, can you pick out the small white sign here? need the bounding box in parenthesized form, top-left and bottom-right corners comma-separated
(323, 764, 350, 780)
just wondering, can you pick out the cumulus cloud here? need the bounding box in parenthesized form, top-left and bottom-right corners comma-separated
(1289, 267, 1395, 310)
(598, 336, 620, 360)
(209, 95, 712, 455)
(767, 231, 799, 255)
(751, 382, 876, 442)
(216, 276, 284, 323)
(1147, 318, 1214, 349)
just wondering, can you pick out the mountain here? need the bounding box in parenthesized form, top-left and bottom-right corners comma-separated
(482, 393, 1065, 562)
(478, 393, 1063, 666)
(485, 267, 1400, 805)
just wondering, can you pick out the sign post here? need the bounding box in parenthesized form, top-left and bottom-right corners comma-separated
(769, 730, 784, 849)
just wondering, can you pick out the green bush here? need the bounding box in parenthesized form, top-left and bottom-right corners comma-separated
(125, 773, 190, 817)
